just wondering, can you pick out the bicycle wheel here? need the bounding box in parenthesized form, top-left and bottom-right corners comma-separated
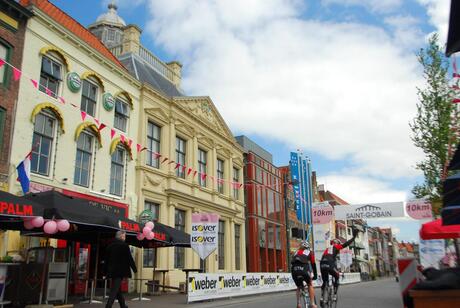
(327, 285, 333, 308)
(299, 289, 309, 308)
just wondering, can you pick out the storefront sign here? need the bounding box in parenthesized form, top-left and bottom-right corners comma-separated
(191, 213, 219, 260)
(334, 202, 404, 220)
(312, 202, 333, 224)
(103, 93, 115, 111)
(187, 272, 361, 303)
(0, 202, 33, 216)
(66, 72, 81, 93)
(419, 239, 445, 269)
(139, 209, 154, 224)
(406, 199, 433, 220)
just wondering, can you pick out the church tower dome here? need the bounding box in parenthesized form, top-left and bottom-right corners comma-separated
(88, 1, 125, 48)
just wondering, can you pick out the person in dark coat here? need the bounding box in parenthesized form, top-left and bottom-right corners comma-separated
(104, 231, 137, 308)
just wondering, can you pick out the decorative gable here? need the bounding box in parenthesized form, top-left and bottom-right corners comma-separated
(173, 97, 234, 141)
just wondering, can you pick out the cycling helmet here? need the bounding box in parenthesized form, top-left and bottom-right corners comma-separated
(330, 238, 341, 245)
(299, 240, 310, 249)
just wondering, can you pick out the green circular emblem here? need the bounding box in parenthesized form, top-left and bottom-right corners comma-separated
(66, 72, 81, 93)
(139, 210, 154, 224)
(103, 93, 115, 111)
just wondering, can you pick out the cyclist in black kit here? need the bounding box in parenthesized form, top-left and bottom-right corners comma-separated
(320, 227, 358, 302)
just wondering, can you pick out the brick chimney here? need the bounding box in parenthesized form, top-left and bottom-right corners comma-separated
(166, 61, 182, 87)
(122, 24, 142, 54)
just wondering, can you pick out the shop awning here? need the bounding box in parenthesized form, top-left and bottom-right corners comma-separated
(442, 172, 460, 225)
(446, 0, 460, 56)
(21, 190, 190, 247)
(0, 190, 47, 231)
(419, 218, 460, 240)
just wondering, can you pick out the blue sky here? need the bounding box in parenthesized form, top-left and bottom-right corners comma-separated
(50, 0, 453, 242)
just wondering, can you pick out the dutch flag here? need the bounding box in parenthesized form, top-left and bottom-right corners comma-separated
(17, 152, 31, 194)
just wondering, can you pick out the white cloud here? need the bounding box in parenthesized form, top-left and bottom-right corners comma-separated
(144, 0, 425, 181)
(322, 0, 403, 14)
(318, 175, 408, 204)
(417, 0, 450, 43)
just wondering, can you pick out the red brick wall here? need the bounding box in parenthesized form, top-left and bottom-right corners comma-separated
(0, 6, 29, 185)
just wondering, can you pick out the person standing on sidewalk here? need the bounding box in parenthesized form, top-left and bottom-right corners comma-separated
(104, 231, 137, 308)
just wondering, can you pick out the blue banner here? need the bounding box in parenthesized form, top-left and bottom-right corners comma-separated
(290, 152, 303, 221)
(301, 158, 310, 225)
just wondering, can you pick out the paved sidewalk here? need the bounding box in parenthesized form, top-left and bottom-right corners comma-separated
(73, 291, 295, 308)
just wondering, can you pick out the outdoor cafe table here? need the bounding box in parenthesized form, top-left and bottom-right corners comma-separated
(152, 269, 169, 293)
(182, 268, 202, 294)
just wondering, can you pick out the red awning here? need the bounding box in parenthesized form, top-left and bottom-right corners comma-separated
(420, 218, 460, 240)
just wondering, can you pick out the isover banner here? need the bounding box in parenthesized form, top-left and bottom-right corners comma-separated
(334, 202, 404, 220)
(191, 213, 219, 260)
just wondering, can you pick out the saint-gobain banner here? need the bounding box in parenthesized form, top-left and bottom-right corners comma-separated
(187, 272, 361, 303)
(334, 202, 404, 220)
(191, 213, 219, 260)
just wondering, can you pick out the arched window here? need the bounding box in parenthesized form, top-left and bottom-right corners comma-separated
(74, 130, 94, 187)
(110, 145, 126, 196)
(31, 111, 56, 176)
(39, 54, 63, 98)
(81, 79, 99, 117)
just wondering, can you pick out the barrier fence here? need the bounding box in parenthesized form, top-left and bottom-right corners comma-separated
(187, 272, 361, 303)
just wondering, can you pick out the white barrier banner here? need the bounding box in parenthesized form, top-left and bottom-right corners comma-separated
(187, 272, 361, 302)
(420, 239, 445, 269)
(334, 202, 404, 220)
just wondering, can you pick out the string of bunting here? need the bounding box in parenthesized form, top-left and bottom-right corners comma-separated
(0, 58, 288, 192)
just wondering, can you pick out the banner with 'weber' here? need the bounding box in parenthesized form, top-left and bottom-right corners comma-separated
(191, 213, 219, 260)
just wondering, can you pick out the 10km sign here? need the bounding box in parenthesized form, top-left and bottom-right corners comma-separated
(191, 213, 219, 260)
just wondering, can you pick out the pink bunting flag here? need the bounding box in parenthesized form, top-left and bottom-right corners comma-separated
(201, 173, 207, 181)
(192, 170, 198, 178)
(94, 118, 100, 126)
(128, 139, 133, 148)
(98, 123, 106, 131)
(187, 168, 193, 176)
(45, 88, 52, 97)
(110, 129, 116, 139)
(161, 157, 169, 164)
(175, 163, 180, 170)
(80, 111, 87, 122)
(120, 134, 126, 143)
(58, 97, 65, 104)
(137, 144, 142, 153)
(0, 59, 5, 67)
(30, 79, 38, 89)
(181, 165, 187, 172)
(13, 67, 21, 81)
(153, 152, 162, 159)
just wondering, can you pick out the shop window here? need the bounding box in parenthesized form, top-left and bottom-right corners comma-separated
(31, 112, 56, 176)
(218, 220, 225, 270)
(235, 224, 241, 270)
(146, 122, 160, 168)
(110, 146, 126, 196)
(174, 209, 186, 268)
(217, 158, 224, 193)
(175, 137, 186, 178)
(233, 167, 239, 200)
(81, 80, 98, 117)
(74, 131, 94, 187)
(198, 148, 207, 187)
(114, 98, 129, 132)
(39, 55, 62, 98)
(0, 42, 11, 85)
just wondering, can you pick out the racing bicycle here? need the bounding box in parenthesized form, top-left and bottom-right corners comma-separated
(298, 280, 316, 308)
(320, 274, 338, 308)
